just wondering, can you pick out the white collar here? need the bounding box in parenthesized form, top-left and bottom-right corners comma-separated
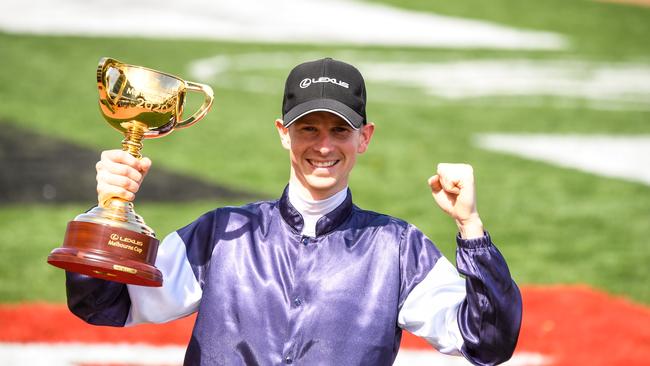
(287, 184, 348, 237)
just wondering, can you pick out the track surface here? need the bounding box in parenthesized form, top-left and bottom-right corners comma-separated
(1, 285, 648, 365)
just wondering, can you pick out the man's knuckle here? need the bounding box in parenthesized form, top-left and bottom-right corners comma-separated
(97, 171, 110, 183)
(119, 176, 132, 189)
(116, 164, 129, 176)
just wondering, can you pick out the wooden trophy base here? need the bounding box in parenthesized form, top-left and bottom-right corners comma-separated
(48, 221, 162, 287)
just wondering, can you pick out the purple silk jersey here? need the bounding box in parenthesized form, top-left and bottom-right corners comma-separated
(66, 187, 522, 365)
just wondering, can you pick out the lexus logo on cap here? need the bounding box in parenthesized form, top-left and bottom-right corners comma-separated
(300, 76, 349, 89)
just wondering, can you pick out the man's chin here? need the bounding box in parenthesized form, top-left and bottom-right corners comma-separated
(304, 177, 340, 192)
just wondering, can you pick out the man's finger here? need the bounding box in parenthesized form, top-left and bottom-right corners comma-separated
(139, 157, 152, 178)
(428, 175, 442, 193)
(438, 174, 461, 194)
(101, 149, 140, 166)
(101, 149, 151, 174)
(97, 182, 135, 203)
(98, 159, 144, 183)
(97, 170, 141, 194)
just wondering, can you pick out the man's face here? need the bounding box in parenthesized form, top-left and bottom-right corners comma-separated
(276, 111, 375, 200)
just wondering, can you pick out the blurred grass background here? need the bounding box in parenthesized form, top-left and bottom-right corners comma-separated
(0, 0, 648, 304)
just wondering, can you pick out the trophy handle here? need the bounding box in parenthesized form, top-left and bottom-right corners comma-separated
(177, 82, 214, 129)
(97, 58, 123, 106)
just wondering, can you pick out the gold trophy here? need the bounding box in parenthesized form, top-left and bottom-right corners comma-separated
(47, 57, 214, 287)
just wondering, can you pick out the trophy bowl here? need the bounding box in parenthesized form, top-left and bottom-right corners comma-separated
(47, 57, 214, 287)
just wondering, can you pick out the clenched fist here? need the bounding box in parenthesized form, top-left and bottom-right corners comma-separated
(95, 149, 152, 206)
(428, 163, 484, 239)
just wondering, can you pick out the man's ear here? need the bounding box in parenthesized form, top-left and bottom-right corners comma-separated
(275, 119, 291, 150)
(357, 122, 375, 154)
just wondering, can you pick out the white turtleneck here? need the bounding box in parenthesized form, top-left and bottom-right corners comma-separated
(287, 183, 348, 237)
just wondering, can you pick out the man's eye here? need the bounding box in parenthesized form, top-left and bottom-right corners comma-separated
(333, 127, 350, 133)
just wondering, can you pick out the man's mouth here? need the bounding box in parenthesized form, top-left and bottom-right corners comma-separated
(307, 159, 339, 168)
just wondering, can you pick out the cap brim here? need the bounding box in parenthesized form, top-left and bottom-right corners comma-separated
(283, 99, 364, 129)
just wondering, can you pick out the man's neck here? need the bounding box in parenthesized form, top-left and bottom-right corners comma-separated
(287, 183, 348, 237)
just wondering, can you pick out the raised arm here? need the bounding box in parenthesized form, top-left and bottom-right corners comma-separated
(67, 150, 202, 327)
(430, 163, 521, 364)
(398, 163, 521, 365)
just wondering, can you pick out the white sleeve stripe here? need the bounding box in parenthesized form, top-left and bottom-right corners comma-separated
(397, 256, 466, 355)
(125, 231, 202, 326)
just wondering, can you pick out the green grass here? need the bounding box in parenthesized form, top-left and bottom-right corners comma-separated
(0, 201, 244, 302)
(371, 0, 650, 60)
(0, 0, 649, 304)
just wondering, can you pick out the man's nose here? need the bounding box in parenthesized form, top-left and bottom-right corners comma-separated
(314, 133, 334, 154)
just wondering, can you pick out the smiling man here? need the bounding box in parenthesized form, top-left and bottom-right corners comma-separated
(67, 58, 522, 366)
(277, 110, 373, 200)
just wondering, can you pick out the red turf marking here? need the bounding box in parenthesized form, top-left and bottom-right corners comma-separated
(1, 285, 649, 365)
(0, 302, 194, 345)
(77, 364, 176, 366)
(517, 285, 650, 366)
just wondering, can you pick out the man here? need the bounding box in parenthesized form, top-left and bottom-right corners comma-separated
(68, 58, 522, 365)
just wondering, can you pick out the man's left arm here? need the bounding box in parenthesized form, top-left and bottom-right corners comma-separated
(428, 163, 522, 365)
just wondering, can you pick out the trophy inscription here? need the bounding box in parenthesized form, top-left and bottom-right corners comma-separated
(47, 57, 214, 287)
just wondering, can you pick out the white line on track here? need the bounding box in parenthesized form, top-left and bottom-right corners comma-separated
(0, 342, 549, 366)
(0, 0, 565, 50)
(476, 134, 650, 186)
(187, 52, 650, 110)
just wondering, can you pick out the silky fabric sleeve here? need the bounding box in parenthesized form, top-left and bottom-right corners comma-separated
(65, 209, 219, 327)
(397, 228, 522, 365)
(65, 271, 131, 326)
(65, 230, 203, 327)
(125, 231, 203, 325)
(456, 232, 522, 365)
(397, 225, 466, 354)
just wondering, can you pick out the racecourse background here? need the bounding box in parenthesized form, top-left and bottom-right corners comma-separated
(0, 0, 648, 365)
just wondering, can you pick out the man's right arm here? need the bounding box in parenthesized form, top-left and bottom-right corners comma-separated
(66, 229, 204, 327)
(66, 150, 202, 326)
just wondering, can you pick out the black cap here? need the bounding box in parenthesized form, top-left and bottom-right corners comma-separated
(282, 58, 367, 129)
